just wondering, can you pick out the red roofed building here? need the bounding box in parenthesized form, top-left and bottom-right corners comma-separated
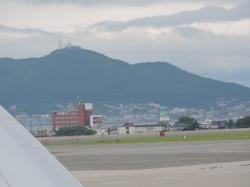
(51, 103, 86, 131)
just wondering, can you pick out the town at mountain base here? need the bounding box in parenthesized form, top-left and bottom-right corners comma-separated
(0, 46, 250, 113)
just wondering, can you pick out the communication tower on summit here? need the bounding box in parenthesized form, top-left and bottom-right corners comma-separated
(66, 38, 72, 48)
(58, 38, 72, 49)
(58, 39, 63, 49)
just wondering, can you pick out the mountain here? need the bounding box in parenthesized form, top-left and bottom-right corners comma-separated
(0, 46, 250, 113)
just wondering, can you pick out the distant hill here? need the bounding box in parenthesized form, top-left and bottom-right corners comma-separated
(0, 46, 250, 113)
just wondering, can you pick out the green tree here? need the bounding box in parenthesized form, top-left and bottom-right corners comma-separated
(226, 119, 236, 129)
(55, 127, 96, 136)
(235, 116, 250, 128)
(178, 116, 199, 131)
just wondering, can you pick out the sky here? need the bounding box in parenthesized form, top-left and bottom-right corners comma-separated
(0, 0, 250, 87)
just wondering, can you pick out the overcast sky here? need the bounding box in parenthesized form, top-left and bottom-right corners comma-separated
(0, 0, 250, 87)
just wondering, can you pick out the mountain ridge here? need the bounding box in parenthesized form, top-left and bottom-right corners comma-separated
(0, 46, 249, 113)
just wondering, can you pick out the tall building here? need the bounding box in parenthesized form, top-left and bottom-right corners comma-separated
(84, 103, 93, 126)
(51, 103, 85, 131)
(159, 106, 170, 123)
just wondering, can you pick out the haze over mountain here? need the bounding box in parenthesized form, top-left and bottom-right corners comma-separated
(1, 0, 250, 87)
(0, 46, 250, 113)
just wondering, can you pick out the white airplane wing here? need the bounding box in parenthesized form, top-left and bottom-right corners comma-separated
(0, 105, 84, 187)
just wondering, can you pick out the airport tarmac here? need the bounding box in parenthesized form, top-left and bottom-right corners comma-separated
(49, 140, 250, 170)
(48, 139, 250, 186)
(72, 161, 250, 187)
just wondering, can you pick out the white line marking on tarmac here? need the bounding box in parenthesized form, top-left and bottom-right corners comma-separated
(97, 181, 124, 186)
(152, 177, 176, 181)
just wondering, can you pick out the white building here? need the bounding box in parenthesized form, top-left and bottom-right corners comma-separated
(84, 103, 93, 110)
(199, 120, 212, 129)
(113, 123, 167, 135)
(96, 128, 109, 136)
(115, 126, 135, 135)
(26, 125, 54, 137)
(135, 124, 166, 134)
(90, 115, 103, 128)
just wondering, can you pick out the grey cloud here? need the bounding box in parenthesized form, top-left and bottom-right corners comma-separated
(0, 23, 249, 86)
(0, 0, 249, 87)
(72, 25, 250, 86)
(0, 34, 59, 58)
(172, 27, 250, 57)
(4, 0, 246, 6)
(4, 0, 167, 6)
(91, 1, 250, 31)
(0, 25, 58, 36)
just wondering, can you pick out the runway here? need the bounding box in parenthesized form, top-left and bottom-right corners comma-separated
(49, 140, 250, 170)
(48, 139, 250, 186)
(72, 161, 250, 187)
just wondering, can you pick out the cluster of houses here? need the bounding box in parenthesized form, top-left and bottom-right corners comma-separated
(16, 102, 228, 137)
(21, 118, 228, 137)
(23, 118, 228, 137)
